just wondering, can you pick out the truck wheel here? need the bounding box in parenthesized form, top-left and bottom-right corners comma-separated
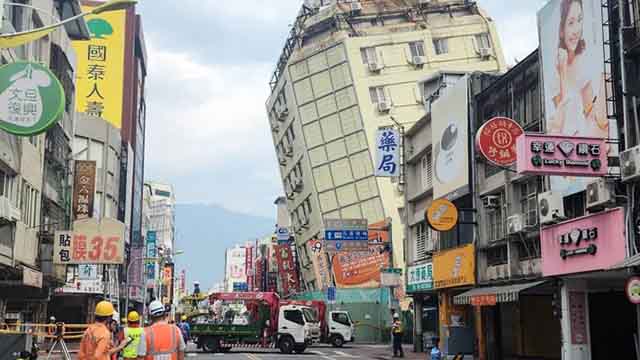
(279, 336, 295, 354)
(330, 335, 344, 348)
(201, 337, 220, 353)
(294, 345, 307, 354)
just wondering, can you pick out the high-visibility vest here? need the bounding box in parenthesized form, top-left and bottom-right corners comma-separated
(143, 323, 182, 360)
(122, 327, 144, 358)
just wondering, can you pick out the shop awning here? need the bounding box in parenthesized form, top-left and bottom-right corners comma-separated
(453, 281, 547, 305)
(610, 253, 640, 270)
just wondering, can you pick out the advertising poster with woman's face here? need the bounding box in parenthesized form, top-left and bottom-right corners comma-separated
(539, 0, 616, 196)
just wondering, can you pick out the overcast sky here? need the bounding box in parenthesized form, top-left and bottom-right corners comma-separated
(140, 0, 548, 218)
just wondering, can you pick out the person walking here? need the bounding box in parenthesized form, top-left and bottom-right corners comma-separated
(78, 301, 129, 360)
(136, 300, 186, 360)
(391, 313, 404, 358)
(177, 315, 190, 344)
(430, 337, 443, 360)
(120, 311, 143, 360)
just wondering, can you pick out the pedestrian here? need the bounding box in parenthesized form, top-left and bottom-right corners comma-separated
(137, 300, 186, 359)
(120, 311, 143, 360)
(430, 337, 442, 360)
(78, 301, 129, 360)
(178, 315, 191, 343)
(391, 313, 404, 358)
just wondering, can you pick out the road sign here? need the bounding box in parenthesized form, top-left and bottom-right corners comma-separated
(324, 219, 368, 252)
(327, 286, 336, 304)
(276, 227, 290, 244)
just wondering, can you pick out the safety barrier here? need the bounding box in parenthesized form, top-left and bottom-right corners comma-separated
(0, 322, 89, 340)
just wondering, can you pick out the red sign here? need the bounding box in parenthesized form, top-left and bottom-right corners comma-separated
(476, 117, 524, 166)
(471, 294, 497, 306)
(245, 245, 254, 290)
(569, 292, 588, 345)
(254, 258, 264, 292)
(54, 218, 125, 265)
(274, 245, 300, 296)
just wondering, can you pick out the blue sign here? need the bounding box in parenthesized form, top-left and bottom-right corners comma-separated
(146, 231, 157, 281)
(276, 227, 291, 244)
(233, 282, 248, 292)
(327, 286, 336, 303)
(324, 230, 368, 241)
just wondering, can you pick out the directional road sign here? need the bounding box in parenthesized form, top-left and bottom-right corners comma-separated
(324, 219, 368, 252)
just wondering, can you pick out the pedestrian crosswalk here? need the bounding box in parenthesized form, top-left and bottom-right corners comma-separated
(310, 350, 361, 359)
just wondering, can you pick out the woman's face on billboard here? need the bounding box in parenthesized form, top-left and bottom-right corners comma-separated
(563, 1, 584, 53)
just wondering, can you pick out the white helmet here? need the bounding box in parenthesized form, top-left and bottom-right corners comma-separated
(194, 281, 200, 285)
(148, 300, 165, 318)
(393, 313, 400, 319)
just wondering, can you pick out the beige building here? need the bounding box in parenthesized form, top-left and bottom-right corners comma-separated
(266, 0, 506, 289)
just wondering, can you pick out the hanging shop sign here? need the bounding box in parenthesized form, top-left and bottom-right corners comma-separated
(433, 244, 475, 289)
(626, 277, 640, 304)
(426, 199, 459, 232)
(374, 127, 400, 177)
(476, 117, 524, 167)
(274, 245, 300, 296)
(516, 134, 607, 177)
(53, 218, 125, 265)
(72, 160, 96, 220)
(22, 267, 43, 289)
(380, 268, 403, 287)
(406, 262, 433, 293)
(569, 292, 588, 345)
(541, 208, 626, 277)
(0, 62, 65, 136)
(471, 294, 497, 307)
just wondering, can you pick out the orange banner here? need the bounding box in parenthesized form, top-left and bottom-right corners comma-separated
(433, 244, 475, 289)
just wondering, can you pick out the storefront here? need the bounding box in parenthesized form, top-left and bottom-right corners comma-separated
(541, 208, 638, 359)
(433, 244, 476, 356)
(406, 261, 437, 352)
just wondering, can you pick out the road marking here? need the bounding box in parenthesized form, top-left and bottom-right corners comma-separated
(333, 350, 359, 358)
(186, 354, 197, 357)
(311, 350, 338, 360)
(246, 354, 261, 360)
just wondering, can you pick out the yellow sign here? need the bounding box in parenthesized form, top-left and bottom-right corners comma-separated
(426, 199, 459, 232)
(72, 6, 126, 129)
(433, 244, 475, 289)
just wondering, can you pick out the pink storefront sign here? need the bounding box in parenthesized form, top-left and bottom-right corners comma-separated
(516, 134, 607, 177)
(541, 208, 626, 277)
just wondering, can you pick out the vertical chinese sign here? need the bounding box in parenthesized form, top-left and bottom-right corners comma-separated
(245, 245, 254, 292)
(146, 231, 157, 287)
(274, 245, 300, 297)
(162, 263, 174, 305)
(72, 160, 96, 220)
(72, 6, 126, 128)
(128, 246, 144, 301)
(375, 128, 400, 177)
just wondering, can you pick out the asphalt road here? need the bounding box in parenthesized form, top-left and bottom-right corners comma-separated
(183, 343, 422, 360)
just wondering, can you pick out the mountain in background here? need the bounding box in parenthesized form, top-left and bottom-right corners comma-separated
(174, 203, 275, 290)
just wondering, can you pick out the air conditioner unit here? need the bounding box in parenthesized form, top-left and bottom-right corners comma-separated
(482, 195, 500, 209)
(539, 191, 565, 225)
(507, 214, 523, 235)
(412, 56, 425, 67)
(478, 47, 492, 59)
(621, 145, 640, 182)
(586, 178, 614, 210)
(350, 1, 362, 13)
(271, 124, 280, 132)
(293, 179, 304, 193)
(277, 108, 289, 121)
(279, 157, 287, 166)
(368, 62, 383, 73)
(285, 146, 294, 157)
(377, 101, 391, 113)
(486, 266, 497, 281)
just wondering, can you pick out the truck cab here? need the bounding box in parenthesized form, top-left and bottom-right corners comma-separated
(328, 311, 355, 347)
(277, 305, 319, 354)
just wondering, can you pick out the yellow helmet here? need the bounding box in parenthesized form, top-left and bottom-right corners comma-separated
(127, 311, 140, 323)
(95, 301, 115, 317)
(181, 315, 187, 321)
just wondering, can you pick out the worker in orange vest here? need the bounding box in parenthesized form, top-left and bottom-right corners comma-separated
(79, 301, 129, 360)
(136, 300, 185, 360)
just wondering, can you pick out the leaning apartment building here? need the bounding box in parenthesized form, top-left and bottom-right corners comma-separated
(265, 0, 506, 292)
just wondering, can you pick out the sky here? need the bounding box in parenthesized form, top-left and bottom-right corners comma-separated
(140, 0, 548, 218)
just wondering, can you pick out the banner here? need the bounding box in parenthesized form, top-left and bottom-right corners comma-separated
(274, 245, 300, 296)
(538, 0, 616, 196)
(332, 223, 390, 288)
(375, 128, 400, 177)
(128, 246, 144, 301)
(225, 247, 247, 292)
(72, 160, 96, 220)
(146, 231, 157, 285)
(254, 258, 265, 292)
(309, 239, 332, 290)
(245, 245, 254, 290)
(72, 6, 127, 128)
(431, 75, 469, 200)
(162, 263, 174, 305)
(54, 218, 125, 265)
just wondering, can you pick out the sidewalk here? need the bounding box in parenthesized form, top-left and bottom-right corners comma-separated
(367, 345, 429, 360)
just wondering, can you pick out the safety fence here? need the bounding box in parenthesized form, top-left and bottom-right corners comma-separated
(0, 323, 89, 341)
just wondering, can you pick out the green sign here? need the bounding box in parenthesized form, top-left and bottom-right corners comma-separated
(381, 268, 402, 274)
(407, 263, 433, 293)
(0, 62, 65, 136)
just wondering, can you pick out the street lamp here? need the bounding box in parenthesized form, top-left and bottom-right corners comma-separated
(0, 0, 137, 48)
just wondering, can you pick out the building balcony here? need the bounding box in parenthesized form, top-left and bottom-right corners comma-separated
(39, 243, 66, 284)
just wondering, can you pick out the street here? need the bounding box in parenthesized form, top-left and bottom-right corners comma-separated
(181, 344, 423, 360)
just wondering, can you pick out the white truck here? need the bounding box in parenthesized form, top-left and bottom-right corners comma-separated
(281, 300, 355, 347)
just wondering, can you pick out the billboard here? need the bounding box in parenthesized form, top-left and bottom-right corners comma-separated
(54, 218, 125, 265)
(72, 160, 96, 220)
(309, 239, 332, 290)
(274, 245, 300, 296)
(539, 0, 615, 196)
(433, 244, 475, 289)
(225, 247, 247, 292)
(431, 75, 469, 200)
(374, 128, 400, 177)
(72, 6, 127, 128)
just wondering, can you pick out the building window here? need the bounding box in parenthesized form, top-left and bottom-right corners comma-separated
(487, 195, 504, 242)
(487, 244, 508, 266)
(421, 152, 432, 190)
(564, 191, 586, 220)
(520, 177, 542, 227)
(517, 236, 541, 260)
(408, 41, 425, 57)
(475, 33, 492, 49)
(360, 47, 378, 65)
(485, 162, 502, 178)
(369, 87, 386, 104)
(433, 38, 449, 55)
(414, 222, 431, 261)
